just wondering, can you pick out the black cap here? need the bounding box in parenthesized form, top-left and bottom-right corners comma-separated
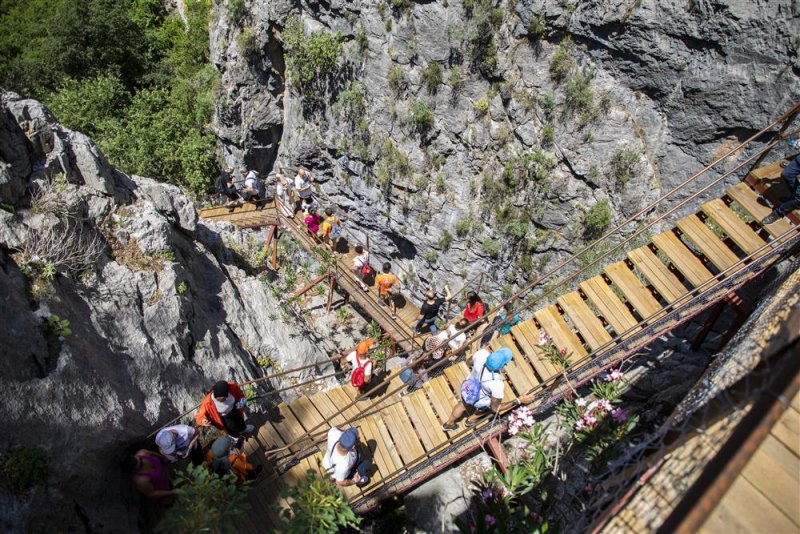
(212, 381, 229, 399)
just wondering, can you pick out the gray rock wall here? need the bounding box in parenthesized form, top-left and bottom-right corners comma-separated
(0, 92, 329, 531)
(212, 0, 799, 307)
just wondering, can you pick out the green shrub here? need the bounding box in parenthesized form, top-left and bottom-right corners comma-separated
(228, 0, 248, 26)
(391, 0, 414, 9)
(424, 250, 439, 263)
(549, 36, 575, 82)
(420, 62, 443, 94)
(236, 26, 259, 59)
(523, 149, 558, 181)
(482, 236, 501, 257)
(387, 65, 406, 97)
(282, 17, 343, 97)
(334, 80, 366, 126)
(541, 124, 555, 146)
(469, 19, 498, 77)
(583, 199, 612, 238)
(611, 147, 641, 185)
(528, 14, 547, 40)
(473, 97, 489, 116)
(176, 281, 188, 295)
(408, 100, 434, 134)
(439, 230, 454, 251)
(157, 464, 250, 533)
(434, 173, 447, 194)
(488, 7, 504, 27)
(47, 74, 130, 139)
(2, 446, 48, 493)
(455, 217, 473, 237)
(385, 18, 393, 32)
(279, 468, 360, 533)
(463, 0, 475, 16)
(564, 68, 595, 115)
(355, 24, 369, 56)
(539, 92, 556, 116)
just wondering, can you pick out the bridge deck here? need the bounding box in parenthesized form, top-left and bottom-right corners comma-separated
(198, 165, 799, 527)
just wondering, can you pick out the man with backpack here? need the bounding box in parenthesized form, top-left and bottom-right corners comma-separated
(344, 338, 375, 398)
(322, 427, 372, 488)
(242, 169, 265, 205)
(215, 172, 241, 208)
(320, 207, 343, 253)
(441, 347, 533, 431)
(375, 262, 400, 319)
(154, 423, 204, 466)
(353, 245, 370, 290)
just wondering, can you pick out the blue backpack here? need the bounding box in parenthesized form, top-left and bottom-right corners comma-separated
(460, 365, 489, 406)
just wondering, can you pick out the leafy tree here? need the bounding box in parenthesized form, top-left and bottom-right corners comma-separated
(157, 464, 250, 534)
(47, 75, 131, 139)
(282, 17, 343, 99)
(278, 469, 361, 534)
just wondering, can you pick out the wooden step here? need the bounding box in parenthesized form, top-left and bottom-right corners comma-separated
(651, 230, 714, 287)
(579, 275, 640, 337)
(676, 214, 739, 271)
(726, 182, 795, 238)
(380, 404, 426, 465)
(509, 322, 558, 380)
(627, 246, 687, 303)
(604, 261, 663, 320)
(557, 291, 613, 350)
(534, 304, 587, 361)
(701, 199, 767, 256)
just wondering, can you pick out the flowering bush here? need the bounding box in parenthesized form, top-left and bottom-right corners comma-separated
(556, 369, 638, 471)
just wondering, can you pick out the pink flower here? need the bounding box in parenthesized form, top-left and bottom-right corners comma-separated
(612, 407, 629, 423)
(583, 415, 597, 426)
(575, 398, 587, 407)
(575, 419, 586, 431)
(597, 400, 613, 413)
(538, 330, 552, 346)
(559, 347, 567, 356)
(605, 369, 624, 382)
(485, 514, 497, 526)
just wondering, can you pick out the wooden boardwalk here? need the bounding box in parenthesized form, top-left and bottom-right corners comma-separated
(197, 163, 800, 528)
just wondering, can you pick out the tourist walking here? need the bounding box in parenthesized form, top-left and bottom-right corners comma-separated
(344, 338, 375, 397)
(195, 380, 253, 437)
(320, 207, 343, 252)
(123, 449, 175, 503)
(216, 172, 241, 208)
(275, 172, 293, 215)
(206, 435, 262, 485)
(322, 427, 373, 488)
(304, 207, 322, 237)
(441, 347, 533, 431)
(353, 245, 370, 290)
(463, 292, 486, 334)
(293, 167, 314, 213)
(413, 285, 452, 334)
(763, 152, 800, 224)
(155, 424, 204, 465)
(375, 263, 401, 319)
(243, 170, 264, 204)
(481, 302, 521, 346)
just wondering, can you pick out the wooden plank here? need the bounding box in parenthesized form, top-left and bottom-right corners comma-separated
(726, 182, 794, 238)
(381, 404, 426, 465)
(402, 395, 440, 451)
(360, 415, 399, 477)
(534, 305, 588, 360)
(604, 261, 663, 320)
(408, 391, 448, 446)
(443, 362, 470, 391)
(288, 395, 327, 434)
(326, 387, 362, 424)
(701, 198, 768, 255)
(741, 434, 800, 525)
(257, 420, 287, 450)
(700, 474, 798, 534)
(423, 376, 458, 425)
(579, 275, 640, 337)
(494, 334, 540, 387)
(510, 322, 557, 380)
(627, 246, 687, 303)
(488, 340, 534, 395)
(271, 403, 312, 450)
(771, 405, 800, 455)
(310, 391, 349, 427)
(676, 214, 740, 271)
(372, 415, 404, 474)
(651, 231, 714, 287)
(557, 291, 613, 350)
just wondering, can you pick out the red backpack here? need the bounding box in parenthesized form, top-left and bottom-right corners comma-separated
(350, 353, 371, 388)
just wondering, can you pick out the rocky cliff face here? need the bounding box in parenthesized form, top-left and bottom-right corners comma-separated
(212, 0, 799, 304)
(0, 93, 329, 532)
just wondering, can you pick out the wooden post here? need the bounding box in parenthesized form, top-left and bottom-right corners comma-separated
(326, 275, 336, 312)
(290, 273, 328, 300)
(485, 436, 510, 474)
(271, 226, 279, 270)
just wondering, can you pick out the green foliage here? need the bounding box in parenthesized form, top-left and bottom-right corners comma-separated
(282, 17, 343, 98)
(367, 320, 383, 339)
(434, 173, 447, 194)
(549, 36, 575, 82)
(469, 19, 498, 77)
(523, 149, 558, 181)
(375, 140, 410, 194)
(482, 237, 501, 257)
(176, 281, 188, 295)
(583, 199, 612, 239)
(157, 463, 250, 534)
(611, 147, 641, 185)
(540, 124, 555, 146)
(448, 66, 465, 94)
(408, 100, 434, 134)
(236, 27, 259, 59)
(421, 62, 443, 94)
(334, 81, 366, 126)
(279, 468, 361, 533)
(527, 14, 547, 40)
(228, 0, 248, 26)
(539, 92, 556, 116)
(391, 0, 414, 9)
(355, 24, 369, 58)
(387, 65, 406, 98)
(1, 446, 48, 493)
(44, 314, 72, 339)
(46, 74, 131, 140)
(473, 97, 490, 116)
(424, 250, 439, 263)
(564, 68, 595, 116)
(455, 217, 473, 238)
(439, 230, 454, 251)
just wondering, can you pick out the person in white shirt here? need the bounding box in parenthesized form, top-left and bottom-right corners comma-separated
(293, 168, 314, 213)
(447, 318, 470, 352)
(243, 170, 263, 204)
(155, 424, 203, 465)
(352, 245, 370, 290)
(441, 348, 533, 431)
(322, 427, 372, 487)
(275, 172, 293, 215)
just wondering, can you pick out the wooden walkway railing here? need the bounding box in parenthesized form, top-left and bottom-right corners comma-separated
(198, 156, 800, 531)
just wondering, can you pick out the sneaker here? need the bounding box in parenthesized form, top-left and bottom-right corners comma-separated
(762, 211, 782, 225)
(391, 312, 397, 319)
(377, 299, 386, 307)
(465, 415, 486, 428)
(244, 424, 255, 434)
(441, 422, 458, 432)
(756, 196, 772, 208)
(356, 475, 370, 487)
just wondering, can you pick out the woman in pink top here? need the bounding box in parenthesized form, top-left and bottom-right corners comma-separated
(304, 207, 322, 238)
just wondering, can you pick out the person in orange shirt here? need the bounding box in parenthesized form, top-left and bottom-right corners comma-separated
(375, 262, 400, 319)
(206, 435, 262, 485)
(195, 381, 253, 437)
(320, 207, 342, 252)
